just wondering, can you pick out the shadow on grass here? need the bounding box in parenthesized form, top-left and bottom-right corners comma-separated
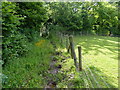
(55, 35, 118, 88)
(87, 65, 117, 88)
(68, 65, 117, 88)
(74, 36, 118, 60)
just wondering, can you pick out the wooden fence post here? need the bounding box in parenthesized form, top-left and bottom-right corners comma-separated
(66, 35, 68, 52)
(69, 35, 77, 68)
(67, 45, 70, 53)
(78, 46, 82, 71)
(60, 33, 63, 46)
(66, 35, 70, 53)
(69, 36, 73, 59)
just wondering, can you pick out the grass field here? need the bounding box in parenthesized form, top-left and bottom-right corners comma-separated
(73, 35, 118, 88)
(2, 35, 118, 88)
(47, 35, 118, 88)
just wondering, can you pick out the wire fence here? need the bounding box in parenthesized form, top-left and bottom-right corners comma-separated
(58, 32, 110, 88)
(82, 56, 110, 88)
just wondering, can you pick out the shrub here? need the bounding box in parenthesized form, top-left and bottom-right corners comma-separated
(2, 2, 28, 65)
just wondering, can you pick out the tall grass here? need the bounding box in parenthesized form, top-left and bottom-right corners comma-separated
(2, 37, 54, 88)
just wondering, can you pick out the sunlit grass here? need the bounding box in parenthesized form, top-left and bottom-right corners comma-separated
(2, 35, 118, 88)
(48, 35, 118, 88)
(74, 35, 118, 88)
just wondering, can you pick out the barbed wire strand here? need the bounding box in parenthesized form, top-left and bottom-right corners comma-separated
(61, 35, 109, 88)
(81, 71, 89, 88)
(82, 57, 101, 88)
(82, 62, 99, 88)
(83, 56, 109, 88)
(82, 67, 94, 88)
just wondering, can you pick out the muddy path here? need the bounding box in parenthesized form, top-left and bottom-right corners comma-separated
(44, 41, 70, 88)
(44, 41, 61, 88)
(45, 55, 61, 88)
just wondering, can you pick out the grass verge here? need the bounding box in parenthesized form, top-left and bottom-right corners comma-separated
(2, 38, 54, 88)
(54, 35, 118, 88)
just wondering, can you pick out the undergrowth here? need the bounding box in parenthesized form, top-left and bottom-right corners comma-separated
(2, 37, 54, 88)
(2, 34, 118, 88)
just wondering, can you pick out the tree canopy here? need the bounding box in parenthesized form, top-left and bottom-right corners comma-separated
(2, 2, 119, 64)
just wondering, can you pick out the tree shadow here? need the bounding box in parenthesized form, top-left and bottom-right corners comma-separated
(68, 65, 118, 88)
(74, 36, 118, 60)
(85, 65, 117, 88)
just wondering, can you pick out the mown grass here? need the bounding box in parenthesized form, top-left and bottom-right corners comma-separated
(73, 35, 118, 88)
(54, 35, 118, 88)
(2, 37, 54, 88)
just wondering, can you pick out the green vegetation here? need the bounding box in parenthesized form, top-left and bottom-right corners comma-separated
(1, 1, 119, 89)
(74, 36, 118, 88)
(3, 35, 118, 88)
(2, 2, 48, 64)
(45, 36, 118, 88)
(3, 38, 54, 88)
(50, 2, 118, 35)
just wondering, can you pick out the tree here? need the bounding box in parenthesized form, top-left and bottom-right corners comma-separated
(2, 2, 28, 64)
(48, 2, 119, 36)
(16, 2, 49, 40)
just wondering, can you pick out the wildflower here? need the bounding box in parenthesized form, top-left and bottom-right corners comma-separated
(35, 40, 45, 47)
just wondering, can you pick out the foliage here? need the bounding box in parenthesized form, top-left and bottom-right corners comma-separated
(48, 2, 119, 36)
(2, 2, 28, 64)
(94, 2, 118, 35)
(49, 2, 83, 31)
(2, 38, 54, 88)
(2, 2, 49, 64)
(16, 2, 49, 40)
(2, 2, 119, 88)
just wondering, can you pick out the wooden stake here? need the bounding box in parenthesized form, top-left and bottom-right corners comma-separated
(69, 35, 77, 68)
(60, 33, 63, 46)
(78, 46, 82, 71)
(70, 44, 74, 59)
(66, 35, 69, 53)
(68, 45, 70, 53)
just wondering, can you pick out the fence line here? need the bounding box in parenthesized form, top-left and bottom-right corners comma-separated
(82, 71, 89, 88)
(82, 68, 94, 88)
(58, 32, 109, 88)
(82, 58, 101, 88)
(82, 57, 110, 88)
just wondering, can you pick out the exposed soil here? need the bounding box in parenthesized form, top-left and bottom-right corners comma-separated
(44, 41, 62, 88)
(44, 41, 73, 88)
(45, 52, 62, 88)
